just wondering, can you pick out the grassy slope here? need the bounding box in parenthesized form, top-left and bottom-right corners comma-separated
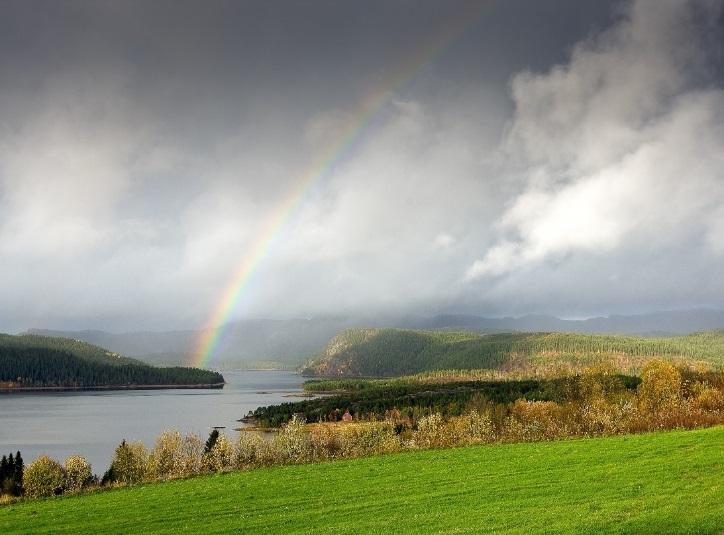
(2, 427, 723, 534)
(302, 328, 724, 377)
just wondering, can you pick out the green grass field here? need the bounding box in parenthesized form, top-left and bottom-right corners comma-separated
(2, 427, 722, 534)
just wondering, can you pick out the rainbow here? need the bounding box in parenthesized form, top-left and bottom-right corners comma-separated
(191, 4, 484, 368)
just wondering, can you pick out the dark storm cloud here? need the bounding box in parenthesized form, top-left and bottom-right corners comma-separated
(0, 0, 721, 332)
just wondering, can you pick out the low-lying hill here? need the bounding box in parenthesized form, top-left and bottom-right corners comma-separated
(27, 318, 350, 367)
(301, 328, 724, 377)
(1, 427, 722, 534)
(0, 334, 223, 389)
(26, 309, 724, 367)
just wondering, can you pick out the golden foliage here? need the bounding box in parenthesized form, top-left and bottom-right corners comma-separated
(147, 430, 183, 480)
(22, 456, 66, 498)
(110, 440, 148, 485)
(638, 360, 682, 413)
(63, 455, 92, 492)
(204, 434, 235, 472)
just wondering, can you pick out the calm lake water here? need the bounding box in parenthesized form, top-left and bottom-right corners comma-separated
(0, 370, 304, 474)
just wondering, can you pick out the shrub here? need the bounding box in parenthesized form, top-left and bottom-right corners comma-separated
(691, 383, 724, 412)
(462, 410, 496, 443)
(638, 360, 682, 414)
(308, 425, 343, 459)
(109, 440, 148, 485)
(414, 413, 446, 448)
(234, 432, 270, 469)
(23, 456, 66, 498)
(204, 434, 234, 472)
(578, 397, 627, 436)
(341, 422, 399, 457)
(177, 433, 205, 477)
(271, 415, 311, 464)
(306, 421, 401, 460)
(503, 400, 568, 441)
(434, 416, 469, 447)
(148, 430, 182, 479)
(63, 456, 92, 492)
(579, 365, 625, 401)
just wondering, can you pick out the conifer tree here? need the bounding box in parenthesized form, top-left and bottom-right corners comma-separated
(0, 455, 7, 483)
(204, 429, 219, 454)
(13, 451, 23, 495)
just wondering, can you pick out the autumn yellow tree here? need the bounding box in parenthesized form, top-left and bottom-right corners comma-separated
(637, 360, 681, 414)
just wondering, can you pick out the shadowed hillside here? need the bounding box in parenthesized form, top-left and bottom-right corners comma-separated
(0, 334, 223, 389)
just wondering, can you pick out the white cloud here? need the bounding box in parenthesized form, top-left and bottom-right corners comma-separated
(467, 0, 724, 281)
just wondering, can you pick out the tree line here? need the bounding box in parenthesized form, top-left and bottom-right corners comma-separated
(0, 347, 223, 387)
(0, 452, 23, 496)
(250, 374, 642, 427)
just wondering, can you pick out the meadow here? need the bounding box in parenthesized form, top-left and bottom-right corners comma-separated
(1, 426, 722, 534)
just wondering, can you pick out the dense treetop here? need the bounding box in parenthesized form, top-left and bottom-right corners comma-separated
(0, 334, 223, 388)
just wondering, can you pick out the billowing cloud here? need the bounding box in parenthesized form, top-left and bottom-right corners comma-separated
(467, 0, 724, 280)
(0, 0, 723, 332)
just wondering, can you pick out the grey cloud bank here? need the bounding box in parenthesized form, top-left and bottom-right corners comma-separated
(0, 0, 722, 333)
(467, 0, 724, 279)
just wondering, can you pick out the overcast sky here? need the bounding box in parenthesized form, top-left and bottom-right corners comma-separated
(1, 0, 723, 333)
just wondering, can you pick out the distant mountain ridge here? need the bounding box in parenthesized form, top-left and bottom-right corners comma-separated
(24, 309, 724, 368)
(402, 309, 724, 335)
(26, 318, 351, 367)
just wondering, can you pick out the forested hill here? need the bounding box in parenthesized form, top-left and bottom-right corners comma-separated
(25, 309, 724, 368)
(0, 334, 223, 389)
(300, 329, 724, 377)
